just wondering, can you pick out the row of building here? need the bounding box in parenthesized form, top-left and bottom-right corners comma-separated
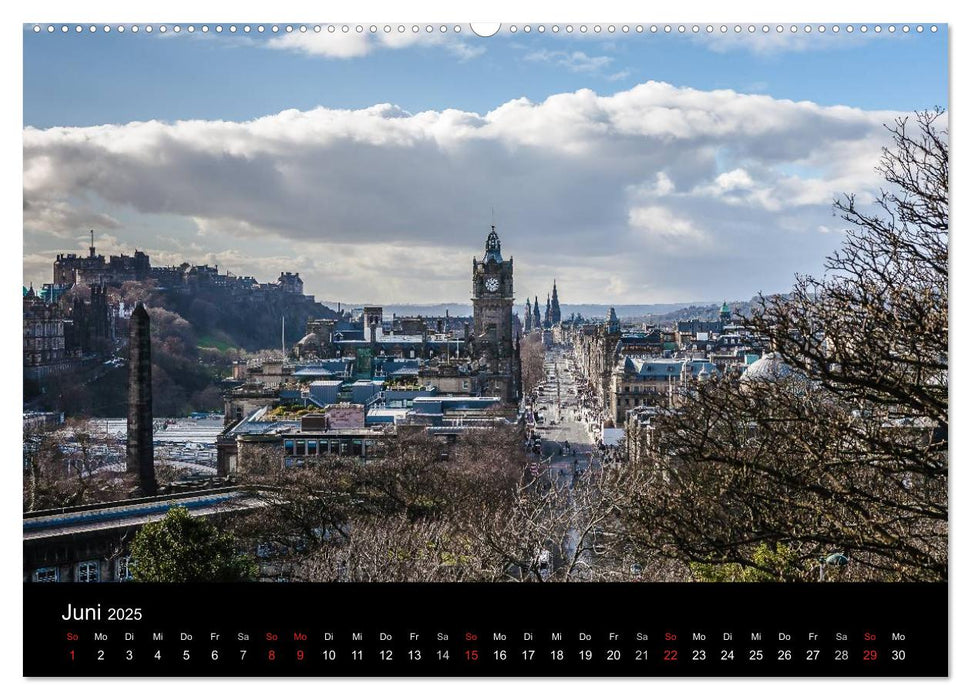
(23, 283, 115, 376)
(563, 302, 771, 427)
(52, 231, 309, 298)
(215, 226, 536, 475)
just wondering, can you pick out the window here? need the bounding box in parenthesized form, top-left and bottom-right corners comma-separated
(307, 440, 318, 455)
(295, 440, 306, 456)
(76, 560, 101, 583)
(284, 439, 295, 455)
(116, 557, 133, 582)
(33, 567, 58, 583)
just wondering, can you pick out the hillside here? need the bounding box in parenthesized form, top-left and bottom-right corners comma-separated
(25, 282, 340, 418)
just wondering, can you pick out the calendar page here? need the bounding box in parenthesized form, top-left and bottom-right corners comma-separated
(21, 15, 948, 679)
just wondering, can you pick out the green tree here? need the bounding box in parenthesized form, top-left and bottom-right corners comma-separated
(130, 506, 257, 582)
(690, 543, 804, 583)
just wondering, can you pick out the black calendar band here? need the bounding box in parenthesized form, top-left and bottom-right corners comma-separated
(24, 582, 947, 677)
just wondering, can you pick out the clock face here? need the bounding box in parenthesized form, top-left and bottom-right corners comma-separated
(485, 277, 500, 293)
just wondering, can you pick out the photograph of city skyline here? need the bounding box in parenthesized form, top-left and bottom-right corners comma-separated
(23, 23, 947, 586)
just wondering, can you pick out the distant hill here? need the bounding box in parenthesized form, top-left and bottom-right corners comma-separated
(323, 302, 714, 321)
(321, 302, 474, 318)
(320, 300, 770, 325)
(560, 303, 710, 320)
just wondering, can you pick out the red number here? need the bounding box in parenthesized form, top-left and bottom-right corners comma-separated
(268, 649, 276, 661)
(863, 649, 878, 661)
(297, 649, 304, 661)
(69, 649, 75, 661)
(663, 649, 678, 661)
(465, 649, 479, 661)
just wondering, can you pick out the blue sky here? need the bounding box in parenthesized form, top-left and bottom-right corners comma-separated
(23, 24, 949, 304)
(24, 25, 947, 128)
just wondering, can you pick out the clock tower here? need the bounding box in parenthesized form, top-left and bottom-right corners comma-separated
(471, 225, 517, 402)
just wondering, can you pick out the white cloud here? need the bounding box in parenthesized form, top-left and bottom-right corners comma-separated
(266, 30, 484, 60)
(525, 49, 614, 73)
(628, 206, 708, 250)
(653, 172, 675, 196)
(23, 81, 917, 303)
(23, 197, 121, 236)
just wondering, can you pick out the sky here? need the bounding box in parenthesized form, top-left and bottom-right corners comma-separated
(22, 23, 949, 305)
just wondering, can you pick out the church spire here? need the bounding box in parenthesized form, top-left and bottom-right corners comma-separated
(550, 280, 561, 326)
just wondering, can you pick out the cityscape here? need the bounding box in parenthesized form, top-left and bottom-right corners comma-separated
(22, 25, 947, 587)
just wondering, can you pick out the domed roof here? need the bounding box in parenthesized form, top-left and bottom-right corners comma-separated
(740, 352, 800, 383)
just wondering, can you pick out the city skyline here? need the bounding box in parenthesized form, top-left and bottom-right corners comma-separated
(23, 25, 948, 303)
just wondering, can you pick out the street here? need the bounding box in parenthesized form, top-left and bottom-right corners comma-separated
(527, 345, 598, 490)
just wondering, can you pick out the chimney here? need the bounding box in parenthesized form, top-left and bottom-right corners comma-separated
(127, 303, 157, 496)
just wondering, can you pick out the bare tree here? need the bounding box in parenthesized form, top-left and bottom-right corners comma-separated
(622, 111, 948, 582)
(229, 426, 528, 581)
(24, 419, 135, 510)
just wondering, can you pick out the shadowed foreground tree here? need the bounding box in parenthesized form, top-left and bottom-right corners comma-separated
(23, 420, 135, 511)
(229, 425, 655, 582)
(230, 428, 526, 581)
(130, 506, 257, 582)
(624, 110, 948, 582)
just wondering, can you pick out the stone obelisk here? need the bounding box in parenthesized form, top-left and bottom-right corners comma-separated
(127, 302, 157, 496)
